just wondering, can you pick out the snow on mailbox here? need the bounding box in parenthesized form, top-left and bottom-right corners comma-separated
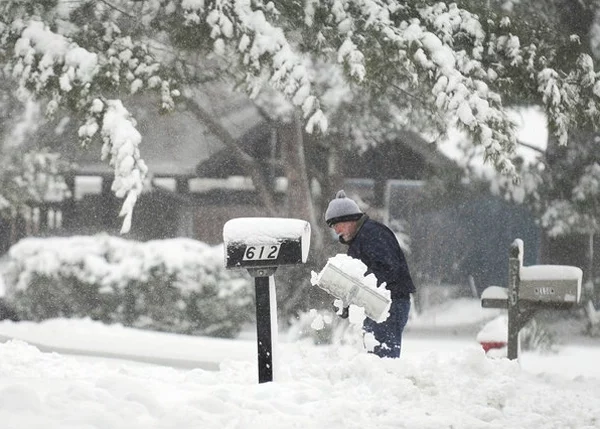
(519, 265, 583, 305)
(223, 217, 311, 272)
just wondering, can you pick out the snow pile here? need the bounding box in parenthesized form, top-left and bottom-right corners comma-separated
(477, 314, 509, 344)
(1, 333, 599, 428)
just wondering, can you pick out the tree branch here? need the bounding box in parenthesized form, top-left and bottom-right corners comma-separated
(517, 139, 545, 155)
(180, 96, 279, 216)
(97, 0, 136, 18)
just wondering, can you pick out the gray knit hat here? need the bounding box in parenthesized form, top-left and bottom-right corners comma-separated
(325, 190, 363, 226)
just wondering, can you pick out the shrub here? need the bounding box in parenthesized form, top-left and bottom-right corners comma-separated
(2, 235, 254, 338)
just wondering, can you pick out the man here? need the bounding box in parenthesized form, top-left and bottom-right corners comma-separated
(325, 190, 416, 358)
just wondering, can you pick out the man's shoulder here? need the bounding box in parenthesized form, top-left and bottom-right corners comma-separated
(363, 217, 393, 234)
(368, 218, 404, 246)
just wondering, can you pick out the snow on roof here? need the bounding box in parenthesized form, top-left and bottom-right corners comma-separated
(47, 84, 265, 177)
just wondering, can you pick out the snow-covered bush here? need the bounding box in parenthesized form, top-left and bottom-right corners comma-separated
(2, 235, 254, 338)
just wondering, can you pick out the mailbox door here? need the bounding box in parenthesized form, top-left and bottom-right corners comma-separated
(519, 279, 581, 304)
(225, 239, 303, 269)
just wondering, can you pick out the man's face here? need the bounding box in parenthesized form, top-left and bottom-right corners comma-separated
(331, 220, 358, 242)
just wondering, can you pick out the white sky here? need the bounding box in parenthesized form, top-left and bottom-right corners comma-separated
(0, 297, 599, 428)
(438, 106, 548, 174)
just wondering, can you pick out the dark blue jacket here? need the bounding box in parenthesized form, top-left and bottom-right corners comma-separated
(345, 216, 415, 299)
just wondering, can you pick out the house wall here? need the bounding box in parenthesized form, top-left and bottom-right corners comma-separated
(0, 203, 66, 254)
(385, 181, 541, 294)
(189, 189, 286, 245)
(192, 203, 266, 245)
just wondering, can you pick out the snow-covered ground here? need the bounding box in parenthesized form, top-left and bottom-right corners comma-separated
(1, 298, 599, 428)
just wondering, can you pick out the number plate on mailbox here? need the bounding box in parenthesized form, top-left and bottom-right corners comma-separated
(243, 245, 281, 261)
(225, 239, 304, 269)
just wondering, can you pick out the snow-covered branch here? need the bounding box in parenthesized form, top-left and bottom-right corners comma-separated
(100, 99, 147, 234)
(2, 10, 177, 233)
(3, 0, 600, 234)
(175, 0, 327, 132)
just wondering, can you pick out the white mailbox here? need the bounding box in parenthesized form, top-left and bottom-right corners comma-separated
(519, 265, 583, 305)
(223, 217, 311, 271)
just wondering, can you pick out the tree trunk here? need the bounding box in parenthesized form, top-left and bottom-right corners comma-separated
(323, 144, 344, 206)
(277, 112, 334, 317)
(588, 233, 598, 305)
(278, 111, 322, 251)
(588, 233, 594, 285)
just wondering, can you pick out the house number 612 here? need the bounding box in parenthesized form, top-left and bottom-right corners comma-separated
(243, 244, 281, 261)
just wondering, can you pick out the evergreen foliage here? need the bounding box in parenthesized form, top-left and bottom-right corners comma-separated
(2, 1, 600, 232)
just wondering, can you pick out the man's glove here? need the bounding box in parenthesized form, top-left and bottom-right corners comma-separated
(332, 302, 349, 319)
(339, 306, 349, 319)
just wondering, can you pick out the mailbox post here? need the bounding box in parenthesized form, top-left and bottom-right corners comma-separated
(507, 242, 520, 360)
(223, 217, 311, 383)
(481, 239, 583, 360)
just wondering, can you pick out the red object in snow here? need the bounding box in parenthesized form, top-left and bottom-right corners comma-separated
(480, 341, 507, 352)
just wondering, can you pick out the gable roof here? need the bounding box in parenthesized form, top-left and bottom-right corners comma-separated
(342, 130, 458, 180)
(195, 121, 273, 178)
(195, 125, 458, 182)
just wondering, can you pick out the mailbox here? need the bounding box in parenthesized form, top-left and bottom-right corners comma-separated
(223, 217, 312, 384)
(481, 285, 508, 309)
(519, 265, 583, 305)
(223, 217, 311, 272)
(481, 239, 585, 361)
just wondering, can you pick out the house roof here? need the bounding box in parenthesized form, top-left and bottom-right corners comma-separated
(37, 80, 455, 183)
(195, 124, 457, 182)
(195, 121, 273, 178)
(342, 130, 459, 180)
